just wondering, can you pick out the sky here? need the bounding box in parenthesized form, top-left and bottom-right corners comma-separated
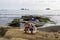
(0, 0, 60, 10)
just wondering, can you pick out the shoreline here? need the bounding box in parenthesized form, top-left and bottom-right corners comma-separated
(0, 25, 60, 40)
(0, 25, 60, 32)
(38, 25, 60, 32)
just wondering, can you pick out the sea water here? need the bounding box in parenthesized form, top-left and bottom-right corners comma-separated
(0, 10, 60, 28)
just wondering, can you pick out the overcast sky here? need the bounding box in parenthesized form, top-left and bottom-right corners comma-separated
(0, 0, 60, 10)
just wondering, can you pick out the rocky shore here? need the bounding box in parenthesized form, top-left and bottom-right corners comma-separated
(38, 25, 60, 32)
(0, 26, 60, 40)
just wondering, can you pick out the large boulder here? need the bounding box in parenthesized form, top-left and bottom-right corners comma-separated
(9, 19, 20, 27)
(0, 27, 7, 37)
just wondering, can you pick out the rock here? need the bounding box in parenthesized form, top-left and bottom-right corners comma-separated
(0, 38, 9, 40)
(10, 38, 28, 40)
(9, 18, 20, 27)
(3, 28, 60, 40)
(0, 27, 7, 37)
(0, 38, 28, 40)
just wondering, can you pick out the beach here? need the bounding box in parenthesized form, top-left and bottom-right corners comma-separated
(0, 26, 59, 40)
(0, 10, 60, 40)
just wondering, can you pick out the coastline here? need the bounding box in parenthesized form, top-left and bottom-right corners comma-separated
(0, 26, 60, 40)
(0, 25, 60, 32)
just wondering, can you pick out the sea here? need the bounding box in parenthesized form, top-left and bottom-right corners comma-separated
(0, 10, 60, 28)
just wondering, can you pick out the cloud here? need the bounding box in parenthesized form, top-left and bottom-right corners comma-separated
(0, 0, 60, 10)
